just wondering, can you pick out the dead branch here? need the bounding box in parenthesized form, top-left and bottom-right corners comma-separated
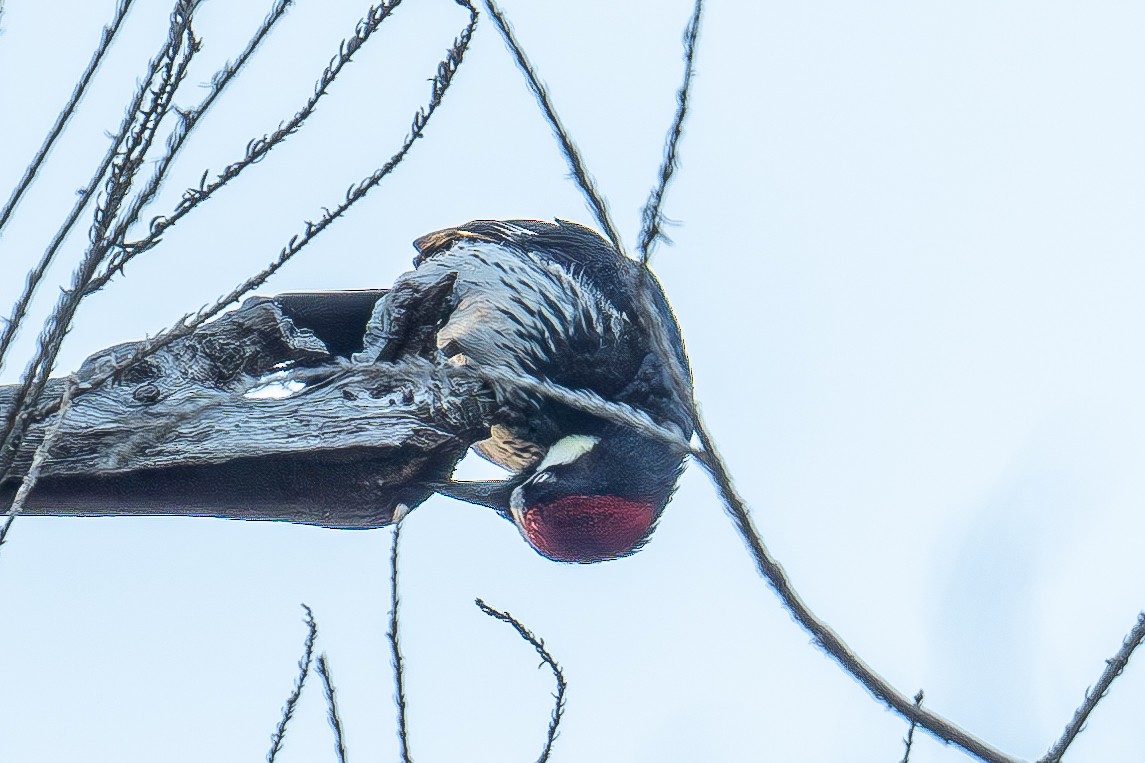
(0, 293, 490, 527)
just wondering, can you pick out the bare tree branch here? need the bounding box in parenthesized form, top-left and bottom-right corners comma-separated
(0, 0, 137, 238)
(317, 653, 349, 763)
(267, 604, 319, 763)
(7, 3, 1131, 760)
(475, 598, 567, 763)
(690, 427, 1021, 763)
(0, 297, 488, 529)
(1039, 611, 1145, 763)
(480, 0, 624, 254)
(471, 365, 692, 452)
(388, 522, 412, 763)
(99, 0, 297, 275)
(93, 0, 406, 286)
(636, 0, 702, 264)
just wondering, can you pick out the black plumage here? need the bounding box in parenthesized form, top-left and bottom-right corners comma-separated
(366, 219, 694, 561)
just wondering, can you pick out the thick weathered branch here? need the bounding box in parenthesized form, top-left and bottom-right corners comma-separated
(1, 294, 490, 527)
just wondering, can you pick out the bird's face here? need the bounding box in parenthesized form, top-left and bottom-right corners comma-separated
(509, 434, 662, 563)
(434, 430, 686, 563)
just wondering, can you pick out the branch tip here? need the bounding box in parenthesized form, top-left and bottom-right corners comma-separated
(475, 597, 566, 762)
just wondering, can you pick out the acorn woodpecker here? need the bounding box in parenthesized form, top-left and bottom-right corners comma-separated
(359, 219, 693, 563)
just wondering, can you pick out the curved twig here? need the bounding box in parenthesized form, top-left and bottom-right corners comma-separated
(691, 425, 1021, 763)
(475, 598, 567, 763)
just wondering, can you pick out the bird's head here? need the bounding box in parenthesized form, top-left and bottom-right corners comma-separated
(438, 431, 685, 563)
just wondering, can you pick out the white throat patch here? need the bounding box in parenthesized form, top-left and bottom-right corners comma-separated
(536, 435, 600, 473)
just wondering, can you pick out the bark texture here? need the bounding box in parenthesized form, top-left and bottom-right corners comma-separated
(1, 289, 492, 527)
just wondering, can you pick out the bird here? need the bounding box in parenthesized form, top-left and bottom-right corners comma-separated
(357, 219, 694, 563)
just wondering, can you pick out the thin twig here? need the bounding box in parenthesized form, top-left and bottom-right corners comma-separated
(388, 522, 412, 763)
(0, 0, 138, 238)
(84, 5, 198, 254)
(1038, 611, 1145, 763)
(317, 653, 349, 763)
(95, 0, 297, 284)
(0, 375, 79, 552)
(636, 0, 702, 265)
(106, 0, 408, 271)
(691, 424, 1020, 763)
(475, 598, 567, 763)
(480, 0, 624, 254)
(471, 365, 693, 453)
(267, 604, 319, 763)
(900, 690, 924, 763)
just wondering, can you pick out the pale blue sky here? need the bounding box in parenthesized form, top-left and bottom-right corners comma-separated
(2, 1, 1144, 761)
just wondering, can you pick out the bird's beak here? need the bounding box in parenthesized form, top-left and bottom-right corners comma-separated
(431, 478, 524, 520)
